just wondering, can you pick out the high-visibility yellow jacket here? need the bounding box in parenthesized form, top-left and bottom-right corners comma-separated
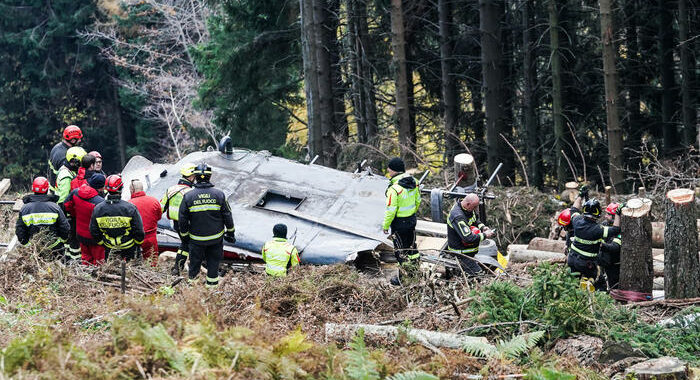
(160, 179, 194, 221)
(261, 237, 300, 277)
(382, 173, 420, 230)
(56, 165, 76, 205)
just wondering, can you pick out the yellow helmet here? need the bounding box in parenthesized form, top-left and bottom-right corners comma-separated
(180, 163, 196, 177)
(66, 147, 87, 163)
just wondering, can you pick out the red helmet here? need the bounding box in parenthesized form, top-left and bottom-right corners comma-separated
(605, 202, 619, 216)
(557, 208, 572, 226)
(470, 226, 481, 235)
(63, 125, 83, 141)
(89, 151, 102, 159)
(105, 175, 123, 193)
(32, 177, 50, 194)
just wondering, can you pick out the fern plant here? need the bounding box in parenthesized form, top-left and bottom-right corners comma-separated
(387, 371, 439, 380)
(462, 331, 545, 360)
(344, 329, 381, 380)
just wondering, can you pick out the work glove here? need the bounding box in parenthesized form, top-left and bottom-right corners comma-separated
(616, 202, 625, 216)
(578, 185, 589, 199)
(224, 232, 236, 244)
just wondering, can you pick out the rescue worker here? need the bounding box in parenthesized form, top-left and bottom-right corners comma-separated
(56, 147, 87, 204)
(598, 202, 622, 290)
(15, 177, 70, 257)
(567, 186, 621, 291)
(446, 193, 495, 275)
(70, 154, 96, 191)
(382, 157, 421, 284)
(90, 175, 145, 262)
(57, 146, 87, 262)
(556, 208, 574, 253)
(178, 164, 235, 288)
(89, 151, 106, 176)
(49, 125, 82, 187)
(261, 224, 301, 277)
(161, 163, 196, 275)
(129, 179, 162, 265)
(64, 174, 106, 265)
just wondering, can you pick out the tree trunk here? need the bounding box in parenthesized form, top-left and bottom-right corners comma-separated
(599, 0, 625, 191)
(678, 0, 697, 148)
(664, 189, 700, 299)
(328, 0, 347, 145)
(356, 0, 378, 143)
(390, 0, 414, 166)
(112, 83, 127, 168)
(300, 0, 323, 161)
(625, 357, 689, 380)
(439, 0, 460, 163)
(548, 0, 566, 187)
(347, 0, 366, 143)
(313, 0, 338, 167)
(467, 79, 485, 166)
(624, 0, 642, 169)
(522, 0, 541, 188)
(658, 0, 679, 154)
(620, 198, 654, 294)
(480, 0, 512, 182)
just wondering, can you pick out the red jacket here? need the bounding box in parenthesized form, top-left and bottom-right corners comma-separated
(130, 191, 162, 235)
(64, 185, 104, 243)
(70, 168, 94, 191)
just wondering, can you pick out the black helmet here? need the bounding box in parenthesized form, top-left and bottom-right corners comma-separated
(582, 199, 602, 218)
(194, 163, 212, 183)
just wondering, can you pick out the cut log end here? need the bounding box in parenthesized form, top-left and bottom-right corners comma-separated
(565, 182, 579, 190)
(622, 198, 652, 217)
(624, 356, 688, 380)
(666, 188, 695, 205)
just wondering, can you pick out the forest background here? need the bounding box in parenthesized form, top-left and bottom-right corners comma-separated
(0, 0, 698, 192)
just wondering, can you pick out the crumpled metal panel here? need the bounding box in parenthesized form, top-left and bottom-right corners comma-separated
(121, 150, 393, 264)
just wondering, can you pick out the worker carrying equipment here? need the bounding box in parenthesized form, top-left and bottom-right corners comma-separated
(178, 163, 235, 288)
(161, 163, 196, 275)
(64, 174, 106, 265)
(261, 224, 301, 277)
(129, 179, 162, 265)
(597, 202, 622, 290)
(90, 175, 145, 261)
(567, 186, 621, 290)
(15, 177, 70, 257)
(48, 125, 82, 187)
(382, 157, 421, 285)
(446, 193, 495, 275)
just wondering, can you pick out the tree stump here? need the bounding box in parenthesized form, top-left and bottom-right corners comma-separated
(620, 198, 654, 294)
(624, 356, 688, 380)
(453, 153, 477, 187)
(664, 189, 700, 299)
(561, 182, 579, 203)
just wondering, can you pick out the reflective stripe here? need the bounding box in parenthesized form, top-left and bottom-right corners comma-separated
(190, 229, 225, 241)
(96, 216, 132, 229)
(177, 249, 189, 257)
(602, 226, 610, 239)
(398, 205, 416, 213)
(48, 239, 62, 249)
(206, 276, 219, 284)
(266, 264, 287, 272)
(103, 239, 135, 250)
(571, 244, 597, 258)
(613, 238, 622, 245)
(573, 237, 602, 245)
(448, 246, 479, 254)
(189, 204, 221, 212)
(407, 253, 420, 260)
(226, 226, 235, 232)
(22, 213, 59, 226)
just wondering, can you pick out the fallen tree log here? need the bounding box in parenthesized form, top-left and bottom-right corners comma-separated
(527, 237, 567, 253)
(664, 189, 700, 299)
(0, 178, 10, 198)
(620, 198, 654, 294)
(324, 323, 486, 350)
(508, 248, 565, 263)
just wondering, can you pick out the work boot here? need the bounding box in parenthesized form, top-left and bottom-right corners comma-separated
(171, 265, 180, 276)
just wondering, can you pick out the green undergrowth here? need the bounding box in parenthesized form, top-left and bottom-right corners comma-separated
(466, 262, 700, 365)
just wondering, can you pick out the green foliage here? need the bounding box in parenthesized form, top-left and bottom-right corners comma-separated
(462, 331, 545, 360)
(273, 327, 313, 357)
(386, 371, 440, 380)
(112, 317, 187, 374)
(1, 328, 53, 374)
(345, 329, 381, 380)
(193, 0, 302, 152)
(525, 367, 576, 380)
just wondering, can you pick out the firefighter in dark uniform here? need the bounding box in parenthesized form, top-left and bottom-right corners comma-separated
(178, 164, 235, 288)
(598, 202, 622, 290)
(556, 208, 573, 254)
(567, 186, 621, 291)
(382, 157, 421, 285)
(15, 177, 70, 258)
(160, 163, 196, 275)
(90, 175, 145, 261)
(48, 125, 82, 188)
(446, 193, 495, 275)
